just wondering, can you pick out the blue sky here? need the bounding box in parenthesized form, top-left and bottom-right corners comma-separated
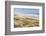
(14, 8, 39, 16)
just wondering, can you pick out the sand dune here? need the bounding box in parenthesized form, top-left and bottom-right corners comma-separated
(14, 15, 39, 27)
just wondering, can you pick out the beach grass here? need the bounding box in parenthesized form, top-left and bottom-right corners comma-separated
(14, 16, 39, 28)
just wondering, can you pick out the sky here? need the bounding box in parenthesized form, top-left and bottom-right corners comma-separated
(14, 8, 39, 17)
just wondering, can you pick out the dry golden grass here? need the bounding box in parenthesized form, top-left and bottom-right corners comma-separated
(14, 16, 39, 28)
